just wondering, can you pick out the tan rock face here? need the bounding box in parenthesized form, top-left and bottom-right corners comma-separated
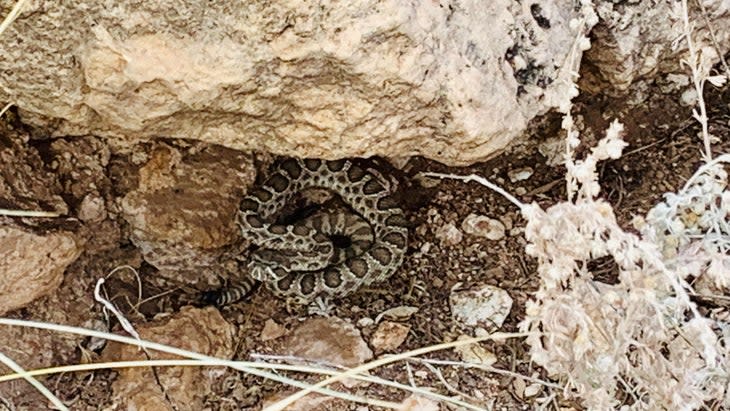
(0, 227, 80, 315)
(0, 1, 596, 165)
(585, 2, 730, 94)
(101, 306, 236, 411)
(120, 143, 255, 285)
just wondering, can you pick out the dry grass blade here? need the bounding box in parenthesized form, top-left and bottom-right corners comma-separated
(266, 332, 533, 411)
(0, 351, 67, 410)
(0, 0, 29, 36)
(0, 208, 61, 217)
(0, 318, 399, 408)
(0, 358, 488, 410)
(0, 103, 12, 118)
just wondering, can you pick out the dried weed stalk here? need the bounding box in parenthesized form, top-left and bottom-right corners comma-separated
(520, 122, 729, 409)
(520, 2, 729, 408)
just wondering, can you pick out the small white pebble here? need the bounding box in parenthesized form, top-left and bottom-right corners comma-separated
(508, 167, 534, 182)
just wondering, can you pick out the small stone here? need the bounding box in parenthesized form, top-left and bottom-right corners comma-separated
(499, 215, 513, 231)
(524, 383, 542, 397)
(514, 187, 527, 196)
(680, 88, 698, 106)
(461, 214, 506, 241)
(419, 242, 432, 254)
(435, 223, 463, 246)
(262, 392, 346, 410)
(507, 167, 534, 182)
(450, 284, 513, 330)
(398, 395, 440, 411)
(281, 317, 373, 368)
(78, 193, 107, 222)
(357, 317, 374, 327)
(260, 319, 287, 341)
(454, 335, 497, 366)
(370, 321, 410, 353)
(375, 306, 419, 323)
(513, 377, 526, 399)
(538, 137, 566, 166)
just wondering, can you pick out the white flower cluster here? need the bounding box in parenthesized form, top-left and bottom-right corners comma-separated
(638, 154, 730, 290)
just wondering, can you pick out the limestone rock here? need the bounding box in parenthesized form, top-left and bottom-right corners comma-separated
(120, 143, 255, 286)
(435, 222, 463, 246)
(450, 284, 513, 331)
(585, 2, 730, 94)
(101, 306, 236, 411)
(1, 1, 596, 165)
(0, 226, 81, 315)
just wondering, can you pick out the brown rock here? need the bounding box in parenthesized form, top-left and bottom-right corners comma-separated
(282, 317, 373, 368)
(101, 306, 236, 411)
(0, 226, 80, 315)
(0, 124, 67, 215)
(120, 143, 255, 286)
(260, 318, 287, 341)
(370, 321, 410, 354)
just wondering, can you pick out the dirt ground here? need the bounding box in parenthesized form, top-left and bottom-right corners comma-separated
(0, 77, 728, 410)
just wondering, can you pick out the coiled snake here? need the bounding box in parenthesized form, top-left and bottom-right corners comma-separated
(206, 158, 408, 305)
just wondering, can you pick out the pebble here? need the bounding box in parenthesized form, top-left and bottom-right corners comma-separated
(461, 214, 506, 241)
(357, 317, 375, 327)
(260, 319, 287, 341)
(78, 193, 107, 222)
(450, 284, 513, 330)
(508, 167, 534, 182)
(435, 223, 463, 245)
(375, 306, 419, 323)
(454, 334, 497, 366)
(370, 321, 410, 353)
(398, 395, 440, 411)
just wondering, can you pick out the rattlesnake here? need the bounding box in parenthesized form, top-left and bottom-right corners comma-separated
(207, 158, 408, 305)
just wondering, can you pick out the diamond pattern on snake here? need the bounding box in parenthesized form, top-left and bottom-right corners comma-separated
(205, 158, 409, 305)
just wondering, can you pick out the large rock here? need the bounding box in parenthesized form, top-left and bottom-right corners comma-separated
(584, 1, 730, 94)
(101, 306, 236, 411)
(0, 1, 596, 165)
(120, 143, 255, 286)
